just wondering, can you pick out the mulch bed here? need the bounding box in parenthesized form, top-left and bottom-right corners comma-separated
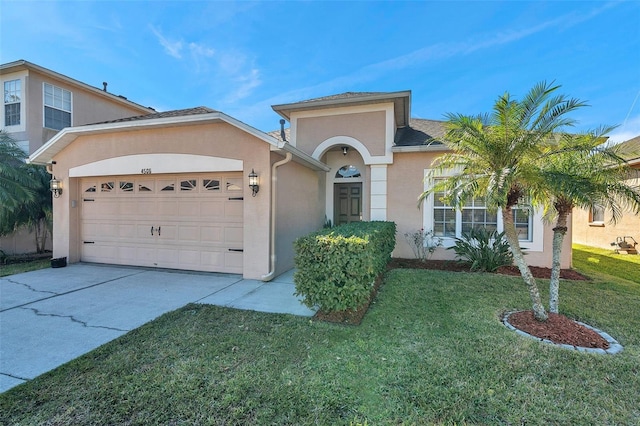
(506, 310, 609, 349)
(388, 258, 588, 281)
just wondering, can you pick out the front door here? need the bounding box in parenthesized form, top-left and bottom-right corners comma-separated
(334, 183, 362, 225)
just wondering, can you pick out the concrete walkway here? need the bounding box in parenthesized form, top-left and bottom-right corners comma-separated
(0, 263, 314, 393)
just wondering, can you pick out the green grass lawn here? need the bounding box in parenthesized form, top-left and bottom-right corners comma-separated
(573, 243, 640, 284)
(0, 258, 50, 277)
(1, 253, 639, 425)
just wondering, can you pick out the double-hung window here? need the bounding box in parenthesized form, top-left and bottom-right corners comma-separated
(424, 170, 540, 250)
(4, 79, 21, 126)
(43, 83, 72, 130)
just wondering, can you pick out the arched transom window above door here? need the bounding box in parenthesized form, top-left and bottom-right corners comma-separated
(335, 165, 362, 178)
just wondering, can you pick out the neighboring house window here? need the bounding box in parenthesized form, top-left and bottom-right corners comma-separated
(590, 205, 605, 224)
(4, 79, 21, 126)
(43, 83, 71, 130)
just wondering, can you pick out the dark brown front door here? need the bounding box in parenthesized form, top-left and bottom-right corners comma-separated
(334, 183, 362, 225)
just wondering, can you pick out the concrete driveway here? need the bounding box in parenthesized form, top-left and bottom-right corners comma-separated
(0, 263, 314, 393)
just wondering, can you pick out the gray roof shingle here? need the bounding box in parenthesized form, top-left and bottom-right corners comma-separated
(88, 106, 217, 125)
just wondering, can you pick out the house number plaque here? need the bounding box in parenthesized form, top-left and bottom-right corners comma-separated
(141, 168, 152, 174)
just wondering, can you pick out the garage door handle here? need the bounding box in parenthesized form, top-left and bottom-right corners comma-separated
(157, 226, 161, 236)
(83, 241, 95, 244)
(151, 226, 154, 236)
(228, 248, 243, 252)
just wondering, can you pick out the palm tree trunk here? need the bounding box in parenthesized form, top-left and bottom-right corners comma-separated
(549, 214, 568, 314)
(502, 206, 548, 321)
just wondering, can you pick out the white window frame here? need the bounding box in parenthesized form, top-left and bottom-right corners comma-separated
(1, 72, 27, 132)
(4, 79, 21, 127)
(422, 169, 544, 251)
(589, 205, 605, 226)
(43, 82, 72, 130)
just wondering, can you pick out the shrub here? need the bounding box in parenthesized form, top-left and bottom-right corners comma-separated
(449, 227, 513, 272)
(403, 228, 443, 261)
(293, 221, 396, 312)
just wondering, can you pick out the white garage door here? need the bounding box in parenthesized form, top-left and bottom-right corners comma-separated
(80, 173, 243, 273)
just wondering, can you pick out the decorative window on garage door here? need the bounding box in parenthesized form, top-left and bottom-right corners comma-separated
(180, 179, 197, 191)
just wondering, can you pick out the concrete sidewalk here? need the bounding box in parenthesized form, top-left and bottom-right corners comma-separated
(0, 263, 314, 393)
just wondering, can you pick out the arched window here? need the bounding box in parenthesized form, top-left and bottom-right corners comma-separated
(335, 165, 361, 178)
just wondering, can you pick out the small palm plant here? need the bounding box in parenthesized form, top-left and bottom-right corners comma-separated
(449, 227, 514, 272)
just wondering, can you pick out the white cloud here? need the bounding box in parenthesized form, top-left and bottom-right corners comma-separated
(608, 115, 640, 143)
(150, 25, 183, 59)
(226, 69, 261, 103)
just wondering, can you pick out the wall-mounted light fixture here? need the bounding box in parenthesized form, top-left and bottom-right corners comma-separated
(342, 146, 349, 156)
(248, 169, 259, 197)
(50, 177, 62, 198)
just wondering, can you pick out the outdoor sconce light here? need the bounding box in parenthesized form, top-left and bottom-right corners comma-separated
(342, 146, 349, 156)
(248, 169, 259, 197)
(50, 177, 62, 198)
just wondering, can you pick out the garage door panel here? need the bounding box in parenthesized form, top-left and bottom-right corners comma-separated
(224, 226, 243, 245)
(225, 201, 243, 219)
(178, 226, 201, 243)
(136, 200, 156, 216)
(178, 201, 200, 217)
(201, 200, 225, 218)
(81, 173, 244, 274)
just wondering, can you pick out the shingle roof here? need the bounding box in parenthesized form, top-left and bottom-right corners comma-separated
(292, 92, 392, 104)
(88, 106, 217, 125)
(395, 119, 446, 146)
(616, 135, 640, 161)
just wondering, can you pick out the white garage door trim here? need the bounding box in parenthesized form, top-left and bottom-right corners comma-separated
(70, 154, 243, 177)
(80, 173, 244, 273)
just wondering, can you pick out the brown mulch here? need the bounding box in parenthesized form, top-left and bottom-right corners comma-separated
(506, 310, 609, 349)
(387, 258, 588, 281)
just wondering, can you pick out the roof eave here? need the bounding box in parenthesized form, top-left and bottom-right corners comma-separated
(1, 59, 154, 114)
(391, 144, 450, 153)
(272, 90, 411, 123)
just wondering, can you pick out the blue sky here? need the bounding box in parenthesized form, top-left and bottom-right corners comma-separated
(2, 0, 639, 142)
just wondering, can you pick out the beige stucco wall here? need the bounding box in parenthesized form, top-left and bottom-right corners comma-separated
(572, 172, 640, 251)
(25, 69, 151, 153)
(387, 152, 572, 268)
(273, 154, 326, 275)
(295, 110, 387, 157)
(49, 121, 272, 279)
(0, 226, 51, 255)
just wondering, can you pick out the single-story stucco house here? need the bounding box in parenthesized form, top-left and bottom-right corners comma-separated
(572, 135, 640, 252)
(28, 91, 572, 279)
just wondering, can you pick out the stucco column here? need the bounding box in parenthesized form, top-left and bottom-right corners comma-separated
(369, 164, 387, 220)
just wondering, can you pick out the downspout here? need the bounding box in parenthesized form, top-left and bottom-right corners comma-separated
(261, 151, 293, 281)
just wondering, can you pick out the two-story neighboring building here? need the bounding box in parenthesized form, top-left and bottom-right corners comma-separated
(1, 60, 154, 254)
(29, 91, 572, 278)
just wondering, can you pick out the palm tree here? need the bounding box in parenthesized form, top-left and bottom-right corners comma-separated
(0, 131, 35, 215)
(538, 131, 640, 313)
(421, 82, 587, 321)
(0, 164, 53, 253)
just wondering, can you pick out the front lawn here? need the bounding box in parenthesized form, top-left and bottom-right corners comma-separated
(573, 243, 640, 284)
(1, 263, 639, 424)
(0, 258, 50, 277)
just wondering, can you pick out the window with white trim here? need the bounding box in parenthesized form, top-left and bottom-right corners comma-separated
(589, 205, 605, 224)
(43, 83, 71, 130)
(4, 79, 21, 126)
(424, 169, 541, 250)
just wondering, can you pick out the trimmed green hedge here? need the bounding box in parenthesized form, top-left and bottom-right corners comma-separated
(293, 221, 396, 312)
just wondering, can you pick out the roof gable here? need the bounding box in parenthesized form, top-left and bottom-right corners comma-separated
(272, 90, 411, 127)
